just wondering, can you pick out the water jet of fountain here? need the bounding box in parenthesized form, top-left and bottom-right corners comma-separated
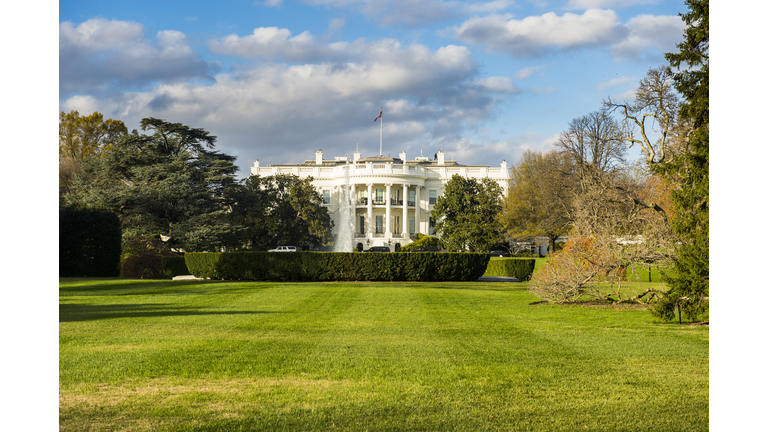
(333, 161, 354, 252)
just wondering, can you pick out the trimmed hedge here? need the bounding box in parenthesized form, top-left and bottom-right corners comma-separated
(483, 258, 536, 281)
(162, 256, 190, 278)
(121, 253, 165, 279)
(185, 252, 490, 282)
(60, 205, 122, 277)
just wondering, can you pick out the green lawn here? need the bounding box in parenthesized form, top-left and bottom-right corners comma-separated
(59, 279, 708, 431)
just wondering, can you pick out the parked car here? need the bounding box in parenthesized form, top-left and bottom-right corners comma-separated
(268, 246, 298, 252)
(489, 250, 510, 257)
(363, 246, 391, 252)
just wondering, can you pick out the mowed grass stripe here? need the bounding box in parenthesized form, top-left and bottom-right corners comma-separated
(59, 279, 707, 431)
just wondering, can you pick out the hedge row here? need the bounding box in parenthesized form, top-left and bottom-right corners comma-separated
(483, 258, 536, 281)
(161, 256, 190, 278)
(185, 252, 490, 282)
(60, 205, 122, 277)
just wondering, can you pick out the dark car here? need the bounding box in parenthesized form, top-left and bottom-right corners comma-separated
(489, 250, 510, 257)
(364, 246, 391, 252)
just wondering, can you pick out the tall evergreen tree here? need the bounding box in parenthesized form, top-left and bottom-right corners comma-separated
(67, 118, 244, 253)
(652, 0, 709, 322)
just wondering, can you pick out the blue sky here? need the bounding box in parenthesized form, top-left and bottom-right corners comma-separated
(59, 0, 689, 177)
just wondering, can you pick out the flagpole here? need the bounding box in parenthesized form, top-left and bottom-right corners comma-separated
(379, 106, 383, 156)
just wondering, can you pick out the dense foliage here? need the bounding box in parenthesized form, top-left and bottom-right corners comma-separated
(431, 175, 502, 252)
(66, 118, 244, 253)
(120, 253, 165, 279)
(653, 0, 709, 322)
(161, 256, 190, 278)
(483, 259, 536, 281)
(60, 205, 122, 277)
(229, 174, 333, 250)
(399, 234, 441, 252)
(185, 252, 489, 282)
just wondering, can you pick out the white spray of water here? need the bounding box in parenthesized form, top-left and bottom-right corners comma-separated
(333, 161, 355, 252)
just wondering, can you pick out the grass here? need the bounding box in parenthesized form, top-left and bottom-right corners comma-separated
(60, 279, 708, 431)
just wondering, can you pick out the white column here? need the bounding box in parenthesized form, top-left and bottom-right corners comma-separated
(415, 186, 421, 235)
(402, 183, 409, 238)
(367, 183, 373, 237)
(385, 183, 392, 236)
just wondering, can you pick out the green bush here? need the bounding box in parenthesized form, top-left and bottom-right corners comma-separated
(483, 258, 536, 281)
(121, 254, 165, 279)
(161, 256, 189, 278)
(60, 205, 122, 277)
(399, 234, 441, 252)
(185, 252, 489, 282)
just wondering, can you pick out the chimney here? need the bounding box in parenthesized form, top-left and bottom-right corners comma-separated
(501, 159, 507, 169)
(437, 149, 445, 165)
(315, 149, 323, 165)
(399, 151, 407, 161)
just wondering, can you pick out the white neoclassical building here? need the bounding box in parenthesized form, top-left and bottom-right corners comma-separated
(251, 149, 511, 249)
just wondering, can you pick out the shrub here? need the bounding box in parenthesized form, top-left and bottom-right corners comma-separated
(529, 237, 622, 303)
(483, 258, 536, 280)
(121, 254, 165, 279)
(185, 252, 489, 282)
(60, 205, 122, 277)
(161, 256, 189, 278)
(399, 234, 441, 252)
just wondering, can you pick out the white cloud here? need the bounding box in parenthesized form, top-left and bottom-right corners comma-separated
(210, 27, 350, 62)
(262, 0, 284, 7)
(451, 9, 625, 56)
(565, 0, 660, 9)
(610, 14, 685, 61)
(594, 75, 635, 89)
(61, 40, 514, 174)
(472, 76, 518, 93)
(450, 9, 683, 61)
(59, 18, 217, 97)
(297, 0, 513, 27)
(514, 63, 551, 79)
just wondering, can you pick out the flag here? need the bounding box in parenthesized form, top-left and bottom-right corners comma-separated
(374, 109, 382, 122)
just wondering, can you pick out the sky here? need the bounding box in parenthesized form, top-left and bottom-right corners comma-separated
(59, 0, 690, 177)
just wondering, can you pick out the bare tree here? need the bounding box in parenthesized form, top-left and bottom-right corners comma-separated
(555, 108, 627, 175)
(604, 67, 680, 165)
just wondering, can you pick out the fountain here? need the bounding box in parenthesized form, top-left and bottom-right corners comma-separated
(333, 160, 355, 252)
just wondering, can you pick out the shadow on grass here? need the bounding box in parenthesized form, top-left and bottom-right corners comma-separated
(59, 303, 281, 322)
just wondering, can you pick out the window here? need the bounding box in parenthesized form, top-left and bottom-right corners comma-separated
(408, 190, 415, 206)
(409, 216, 415, 234)
(429, 217, 436, 235)
(359, 216, 365, 234)
(394, 216, 400, 234)
(429, 190, 437, 205)
(375, 215, 383, 234)
(376, 189, 384, 203)
(323, 190, 330, 205)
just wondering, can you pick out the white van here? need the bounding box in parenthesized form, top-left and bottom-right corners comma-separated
(268, 246, 298, 252)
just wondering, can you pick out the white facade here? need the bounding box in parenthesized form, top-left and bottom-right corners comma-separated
(250, 149, 510, 249)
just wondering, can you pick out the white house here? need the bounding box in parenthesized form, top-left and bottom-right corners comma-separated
(251, 149, 511, 250)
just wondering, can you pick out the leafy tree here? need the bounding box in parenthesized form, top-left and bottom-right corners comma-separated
(229, 174, 333, 250)
(66, 118, 244, 253)
(59, 110, 128, 161)
(501, 150, 573, 256)
(59, 111, 128, 205)
(652, 0, 709, 322)
(432, 175, 502, 252)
